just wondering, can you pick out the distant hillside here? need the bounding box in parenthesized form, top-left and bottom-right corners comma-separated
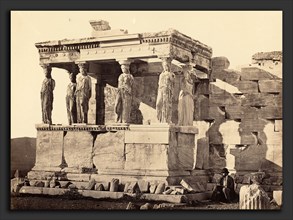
(11, 137, 36, 178)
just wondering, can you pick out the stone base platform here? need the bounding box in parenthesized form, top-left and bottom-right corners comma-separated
(19, 186, 212, 204)
(28, 124, 210, 187)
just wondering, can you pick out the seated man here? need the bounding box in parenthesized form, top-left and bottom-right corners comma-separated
(211, 168, 236, 203)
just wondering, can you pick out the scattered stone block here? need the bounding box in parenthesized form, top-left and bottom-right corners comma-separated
(163, 189, 173, 195)
(236, 81, 259, 93)
(212, 57, 230, 70)
(68, 184, 77, 189)
(273, 190, 282, 206)
(138, 180, 150, 193)
(240, 67, 276, 80)
(110, 178, 119, 192)
(126, 202, 140, 210)
(170, 190, 180, 195)
(35, 181, 44, 187)
(175, 188, 186, 194)
(124, 182, 140, 193)
(140, 203, 152, 210)
(86, 178, 96, 190)
(95, 183, 105, 191)
(258, 80, 282, 93)
(11, 178, 24, 193)
(149, 183, 157, 194)
(154, 183, 166, 194)
(239, 184, 270, 209)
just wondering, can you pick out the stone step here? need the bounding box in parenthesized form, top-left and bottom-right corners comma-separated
(19, 186, 212, 203)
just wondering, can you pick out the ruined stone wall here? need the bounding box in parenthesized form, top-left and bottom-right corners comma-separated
(193, 53, 282, 180)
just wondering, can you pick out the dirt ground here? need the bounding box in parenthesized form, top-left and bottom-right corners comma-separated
(10, 194, 280, 210)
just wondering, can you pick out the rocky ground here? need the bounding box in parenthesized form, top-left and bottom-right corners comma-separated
(10, 193, 280, 210)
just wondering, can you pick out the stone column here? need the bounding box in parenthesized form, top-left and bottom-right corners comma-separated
(156, 57, 175, 124)
(115, 59, 134, 124)
(88, 76, 99, 125)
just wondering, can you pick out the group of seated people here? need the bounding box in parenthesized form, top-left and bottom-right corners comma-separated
(211, 168, 238, 203)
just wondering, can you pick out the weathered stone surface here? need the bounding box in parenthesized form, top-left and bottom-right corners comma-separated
(273, 191, 282, 206)
(211, 57, 230, 70)
(59, 181, 71, 189)
(155, 183, 166, 194)
(125, 130, 169, 144)
(140, 203, 152, 210)
(110, 178, 119, 192)
(163, 189, 173, 195)
(240, 133, 258, 145)
(66, 174, 90, 182)
(138, 180, 150, 193)
(239, 118, 269, 133)
(209, 93, 241, 106)
(34, 131, 64, 168)
(235, 81, 259, 93)
(208, 106, 225, 120)
(19, 186, 43, 194)
(80, 190, 124, 200)
(95, 183, 105, 191)
(11, 178, 24, 193)
(258, 80, 282, 93)
(177, 146, 194, 170)
(124, 144, 177, 170)
(209, 145, 226, 169)
(180, 179, 205, 193)
(149, 183, 157, 194)
(262, 121, 282, 145)
(140, 194, 185, 204)
(241, 93, 276, 107)
(63, 131, 94, 169)
(126, 202, 140, 210)
(259, 106, 282, 119)
(225, 106, 244, 119)
(274, 120, 282, 132)
(86, 178, 96, 190)
(208, 120, 225, 145)
(219, 120, 241, 145)
(196, 80, 210, 95)
(239, 184, 270, 209)
(93, 131, 125, 170)
(240, 67, 277, 80)
(124, 182, 140, 193)
(212, 69, 241, 85)
(194, 95, 209, 120)
(194, 137, 209, 169)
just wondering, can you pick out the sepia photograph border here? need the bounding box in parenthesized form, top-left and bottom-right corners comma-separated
(1, 0, 292, 220)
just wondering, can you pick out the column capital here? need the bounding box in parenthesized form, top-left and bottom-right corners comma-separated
(40, 63, 52, 70)
(116, 59, 132, 66)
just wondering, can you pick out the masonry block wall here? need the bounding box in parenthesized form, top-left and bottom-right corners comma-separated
(193, 52, 282, 187)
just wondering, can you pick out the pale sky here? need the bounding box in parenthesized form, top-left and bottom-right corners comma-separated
(11, 11, 282, 138)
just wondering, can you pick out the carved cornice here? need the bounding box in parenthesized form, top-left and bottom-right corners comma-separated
(35, 124, 130, 131)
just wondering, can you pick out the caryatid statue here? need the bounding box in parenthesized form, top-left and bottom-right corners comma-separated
(156, 57, 175, 123)
(66, 72, 77, 125)
(178, 63, 195, 126)
(75, 62, 92, 124)
(114, 60, 134, 123)
(40, 64, 55, 124)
